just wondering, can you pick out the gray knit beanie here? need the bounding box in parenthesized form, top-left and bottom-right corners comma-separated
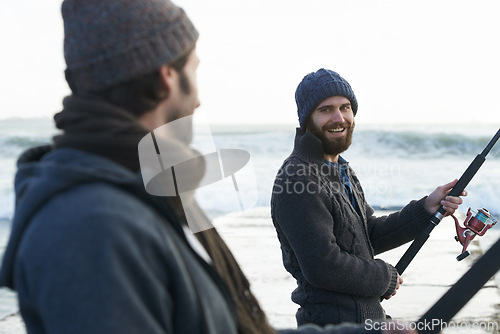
(295, 68, 358, 129)
(62, 0, 199, 93)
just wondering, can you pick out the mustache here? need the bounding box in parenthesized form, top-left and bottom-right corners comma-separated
(321, 121, 353, 131)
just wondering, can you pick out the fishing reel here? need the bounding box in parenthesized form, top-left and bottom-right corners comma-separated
(452, 207, 497, 261)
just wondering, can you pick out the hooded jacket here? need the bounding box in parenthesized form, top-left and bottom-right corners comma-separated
(0, 145, 239, 333)
(271, 129, 432, 326)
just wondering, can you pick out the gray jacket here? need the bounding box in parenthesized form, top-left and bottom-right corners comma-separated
(271, 129, 431, 326)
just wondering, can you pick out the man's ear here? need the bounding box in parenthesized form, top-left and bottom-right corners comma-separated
(159, 64, 176, 93)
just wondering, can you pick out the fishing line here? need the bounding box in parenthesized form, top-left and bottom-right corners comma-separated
(491, 147, 500, 158)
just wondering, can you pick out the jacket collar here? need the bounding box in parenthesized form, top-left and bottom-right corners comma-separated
(291, 127, 325, 163)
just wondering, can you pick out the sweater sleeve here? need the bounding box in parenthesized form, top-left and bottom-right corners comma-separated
(366, 197, 434, 255)
(272, 173, 397, 298)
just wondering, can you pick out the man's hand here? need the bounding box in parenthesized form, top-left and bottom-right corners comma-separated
(384, 274, 403, 300)
(424, 179, 467, 215)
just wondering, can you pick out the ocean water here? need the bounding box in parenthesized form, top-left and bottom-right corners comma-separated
(193, 122, 500, 219)
(0, 118, 499, 327)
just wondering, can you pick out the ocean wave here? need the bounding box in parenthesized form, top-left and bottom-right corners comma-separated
(0, 120, 498, 219)
(0, 136, 51, 158)
(351, 130, 499, 159)
(205, 126, 500, 160)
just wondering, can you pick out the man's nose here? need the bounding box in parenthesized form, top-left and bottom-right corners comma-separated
(329, 108, 344, 123)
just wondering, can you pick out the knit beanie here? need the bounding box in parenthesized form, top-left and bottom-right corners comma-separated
(62, 0, 199, 94)
(295, 68, 358, 129)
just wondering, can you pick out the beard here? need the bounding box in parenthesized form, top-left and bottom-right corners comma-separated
(165, 69, 196, 145)
(307, 119, 355, 157)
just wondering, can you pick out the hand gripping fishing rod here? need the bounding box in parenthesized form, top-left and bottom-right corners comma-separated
(394, 128, 500, 275)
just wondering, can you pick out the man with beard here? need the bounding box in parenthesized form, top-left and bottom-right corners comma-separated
(271, 68, 466, 326)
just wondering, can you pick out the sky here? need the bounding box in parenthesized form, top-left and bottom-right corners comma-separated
(1, 0, 500, 126)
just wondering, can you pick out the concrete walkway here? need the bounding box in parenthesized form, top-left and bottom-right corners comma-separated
(215, 209, 500, 333)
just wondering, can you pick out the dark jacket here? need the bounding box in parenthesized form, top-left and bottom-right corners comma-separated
(0, 144, 381, 334)
(0, 146, 239, 333)
(271, 129, 432, 326)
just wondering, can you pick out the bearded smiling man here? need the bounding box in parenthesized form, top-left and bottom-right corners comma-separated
(270, 68, 467, 327)
(306, 95, 355, 160)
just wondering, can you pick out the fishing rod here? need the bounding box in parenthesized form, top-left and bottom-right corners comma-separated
(416, 235, 500, 334)
(394, 128, 500, 275)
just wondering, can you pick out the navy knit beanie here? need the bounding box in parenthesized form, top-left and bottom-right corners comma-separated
(62, 0, 199, 93)
(295, 69, 358, 129)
